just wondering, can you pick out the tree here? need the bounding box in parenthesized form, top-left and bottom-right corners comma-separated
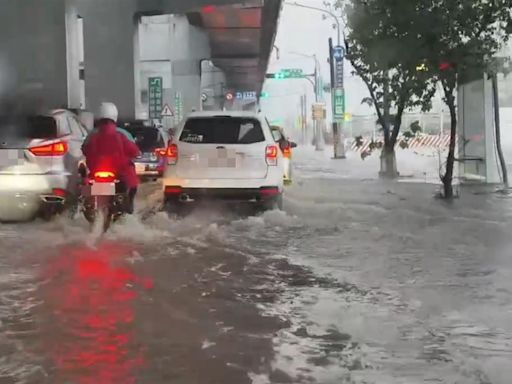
(419, 0, 512, 198)
(339, 0, 437, 178)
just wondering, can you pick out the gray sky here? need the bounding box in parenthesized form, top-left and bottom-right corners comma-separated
(260, 0, 372, 126)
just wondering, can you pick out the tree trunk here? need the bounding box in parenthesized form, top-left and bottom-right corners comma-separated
(492, 73, 509, 189)
(379, 144, 399, 179)
(442, 100, 457, 198)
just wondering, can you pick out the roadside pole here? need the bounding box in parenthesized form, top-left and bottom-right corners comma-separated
(313, 62, 323, 151)
(329, 38, 339, 157)
(330, 38, 346, 158)
(301, 94, 307, 145)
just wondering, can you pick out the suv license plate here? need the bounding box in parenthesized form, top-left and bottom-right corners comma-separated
(91, 182, 116, 196)
(0, 149, 23, 167)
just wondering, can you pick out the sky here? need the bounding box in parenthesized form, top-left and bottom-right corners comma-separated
(259, 1, 512, 133)
(260, 0, 373, 128)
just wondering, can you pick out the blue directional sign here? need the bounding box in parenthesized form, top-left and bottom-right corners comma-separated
(333, 46, 345, 61)
(235, 91, 258, 100)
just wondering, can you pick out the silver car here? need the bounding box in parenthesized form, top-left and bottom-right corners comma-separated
(0, 109, 89, 221)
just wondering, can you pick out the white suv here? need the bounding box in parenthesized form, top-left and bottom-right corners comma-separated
(162, 111, 284, 211)
(0, 109, 88, 221)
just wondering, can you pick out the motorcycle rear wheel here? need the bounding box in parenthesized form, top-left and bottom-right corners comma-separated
(84, 196, 114, 233)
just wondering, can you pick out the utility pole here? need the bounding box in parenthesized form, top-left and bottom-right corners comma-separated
(313, 58, 323, 151)
(286, 1, 345, 157)
(300, 94, 308, 145)
(330, 38, 346, 158)
(329, 38, 339, 157)
(289, 51, 324, 150)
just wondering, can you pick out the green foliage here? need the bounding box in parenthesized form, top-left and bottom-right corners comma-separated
(416, 0, 512, 196)
(340, 0, 438, 152)
(339, 0, 512, 188)
(354, 135, 364, 148)
(410, 120, 422, 135)
(357, 120, 422, 159)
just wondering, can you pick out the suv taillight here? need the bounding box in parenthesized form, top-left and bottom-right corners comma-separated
(29, 141, 68, 157)
(166, 143, 178, 165)
(266, 145, 278, 166)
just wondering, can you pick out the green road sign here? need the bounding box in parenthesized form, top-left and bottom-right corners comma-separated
(174, 91, 183, 125)
(266, 68, 304, 79)
(148, 76, 163, 119)
(333, 88, 345, 119)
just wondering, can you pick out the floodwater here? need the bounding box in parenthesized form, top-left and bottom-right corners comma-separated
(1, 147, 512, 384)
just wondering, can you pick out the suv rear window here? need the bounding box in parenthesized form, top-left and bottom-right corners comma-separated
(0, 115, 57, 139)
(180, 117, 265, 144)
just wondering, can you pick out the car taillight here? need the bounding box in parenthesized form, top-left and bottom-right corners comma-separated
(29, 141, 68, 156)
(266, 145, 278, 166)
(260, 186, 280, 197)
(166, 144, 178, 165)
(155, 148, 167, 157)
(164, 185, 182, 195)
(52, 188, 67, 198)
(94, 171, 116, 183)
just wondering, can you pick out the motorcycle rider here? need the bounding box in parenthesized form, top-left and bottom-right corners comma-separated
(82, 119, 136, 145)
(82, 102, 140, 214)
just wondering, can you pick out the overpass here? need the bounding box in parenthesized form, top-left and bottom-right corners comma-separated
(0, 0, 282, 120)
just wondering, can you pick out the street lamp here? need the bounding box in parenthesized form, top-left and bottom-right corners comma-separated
(285, 1, 346, 158)
(288, 51, 325, 151)
(285, 2, 343, 45)
(288, 52, 321, 102)
(272, 45, 280, 60)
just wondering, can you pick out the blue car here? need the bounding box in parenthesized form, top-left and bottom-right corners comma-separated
(123, 122, 171, 180)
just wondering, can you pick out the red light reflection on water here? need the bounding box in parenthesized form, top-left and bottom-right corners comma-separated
(42, 242, 152, 384)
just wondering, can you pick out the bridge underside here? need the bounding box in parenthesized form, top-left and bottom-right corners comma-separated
(0, 0, 281, 119)
(188, 0, 281, 93)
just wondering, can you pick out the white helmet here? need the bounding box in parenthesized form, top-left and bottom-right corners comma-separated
(98, 102, 118, 122)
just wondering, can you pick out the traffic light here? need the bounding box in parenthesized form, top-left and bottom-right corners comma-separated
(439, 61, 454, 71)
(416, 63, 428, 72)
(260, 92, 269, 99)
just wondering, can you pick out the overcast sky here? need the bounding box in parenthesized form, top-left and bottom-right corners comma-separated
(260, 0, 372, 126)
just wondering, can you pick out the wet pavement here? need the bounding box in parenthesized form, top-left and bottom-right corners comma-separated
(1, 147, 512, 383)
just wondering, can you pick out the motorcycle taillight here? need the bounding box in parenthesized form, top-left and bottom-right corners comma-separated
(94, 171, 116, 183)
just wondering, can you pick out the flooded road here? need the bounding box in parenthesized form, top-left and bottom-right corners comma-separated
(1, 147, 512, 383)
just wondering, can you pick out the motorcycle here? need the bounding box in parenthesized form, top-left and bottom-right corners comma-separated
(79, 168, 129, 232)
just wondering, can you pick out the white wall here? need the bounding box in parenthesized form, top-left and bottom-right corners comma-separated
(137, 14, 211, 122)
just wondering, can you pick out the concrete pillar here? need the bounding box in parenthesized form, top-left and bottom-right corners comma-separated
(77, 0, 139, 119)
(65, 1, 82, 109)
(200, 60, 226, 110)
(138, 14, 210, 121)
(0, 0, 69, 110)
(458, 76, 500, 184)
(170, 17, 210, 116)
